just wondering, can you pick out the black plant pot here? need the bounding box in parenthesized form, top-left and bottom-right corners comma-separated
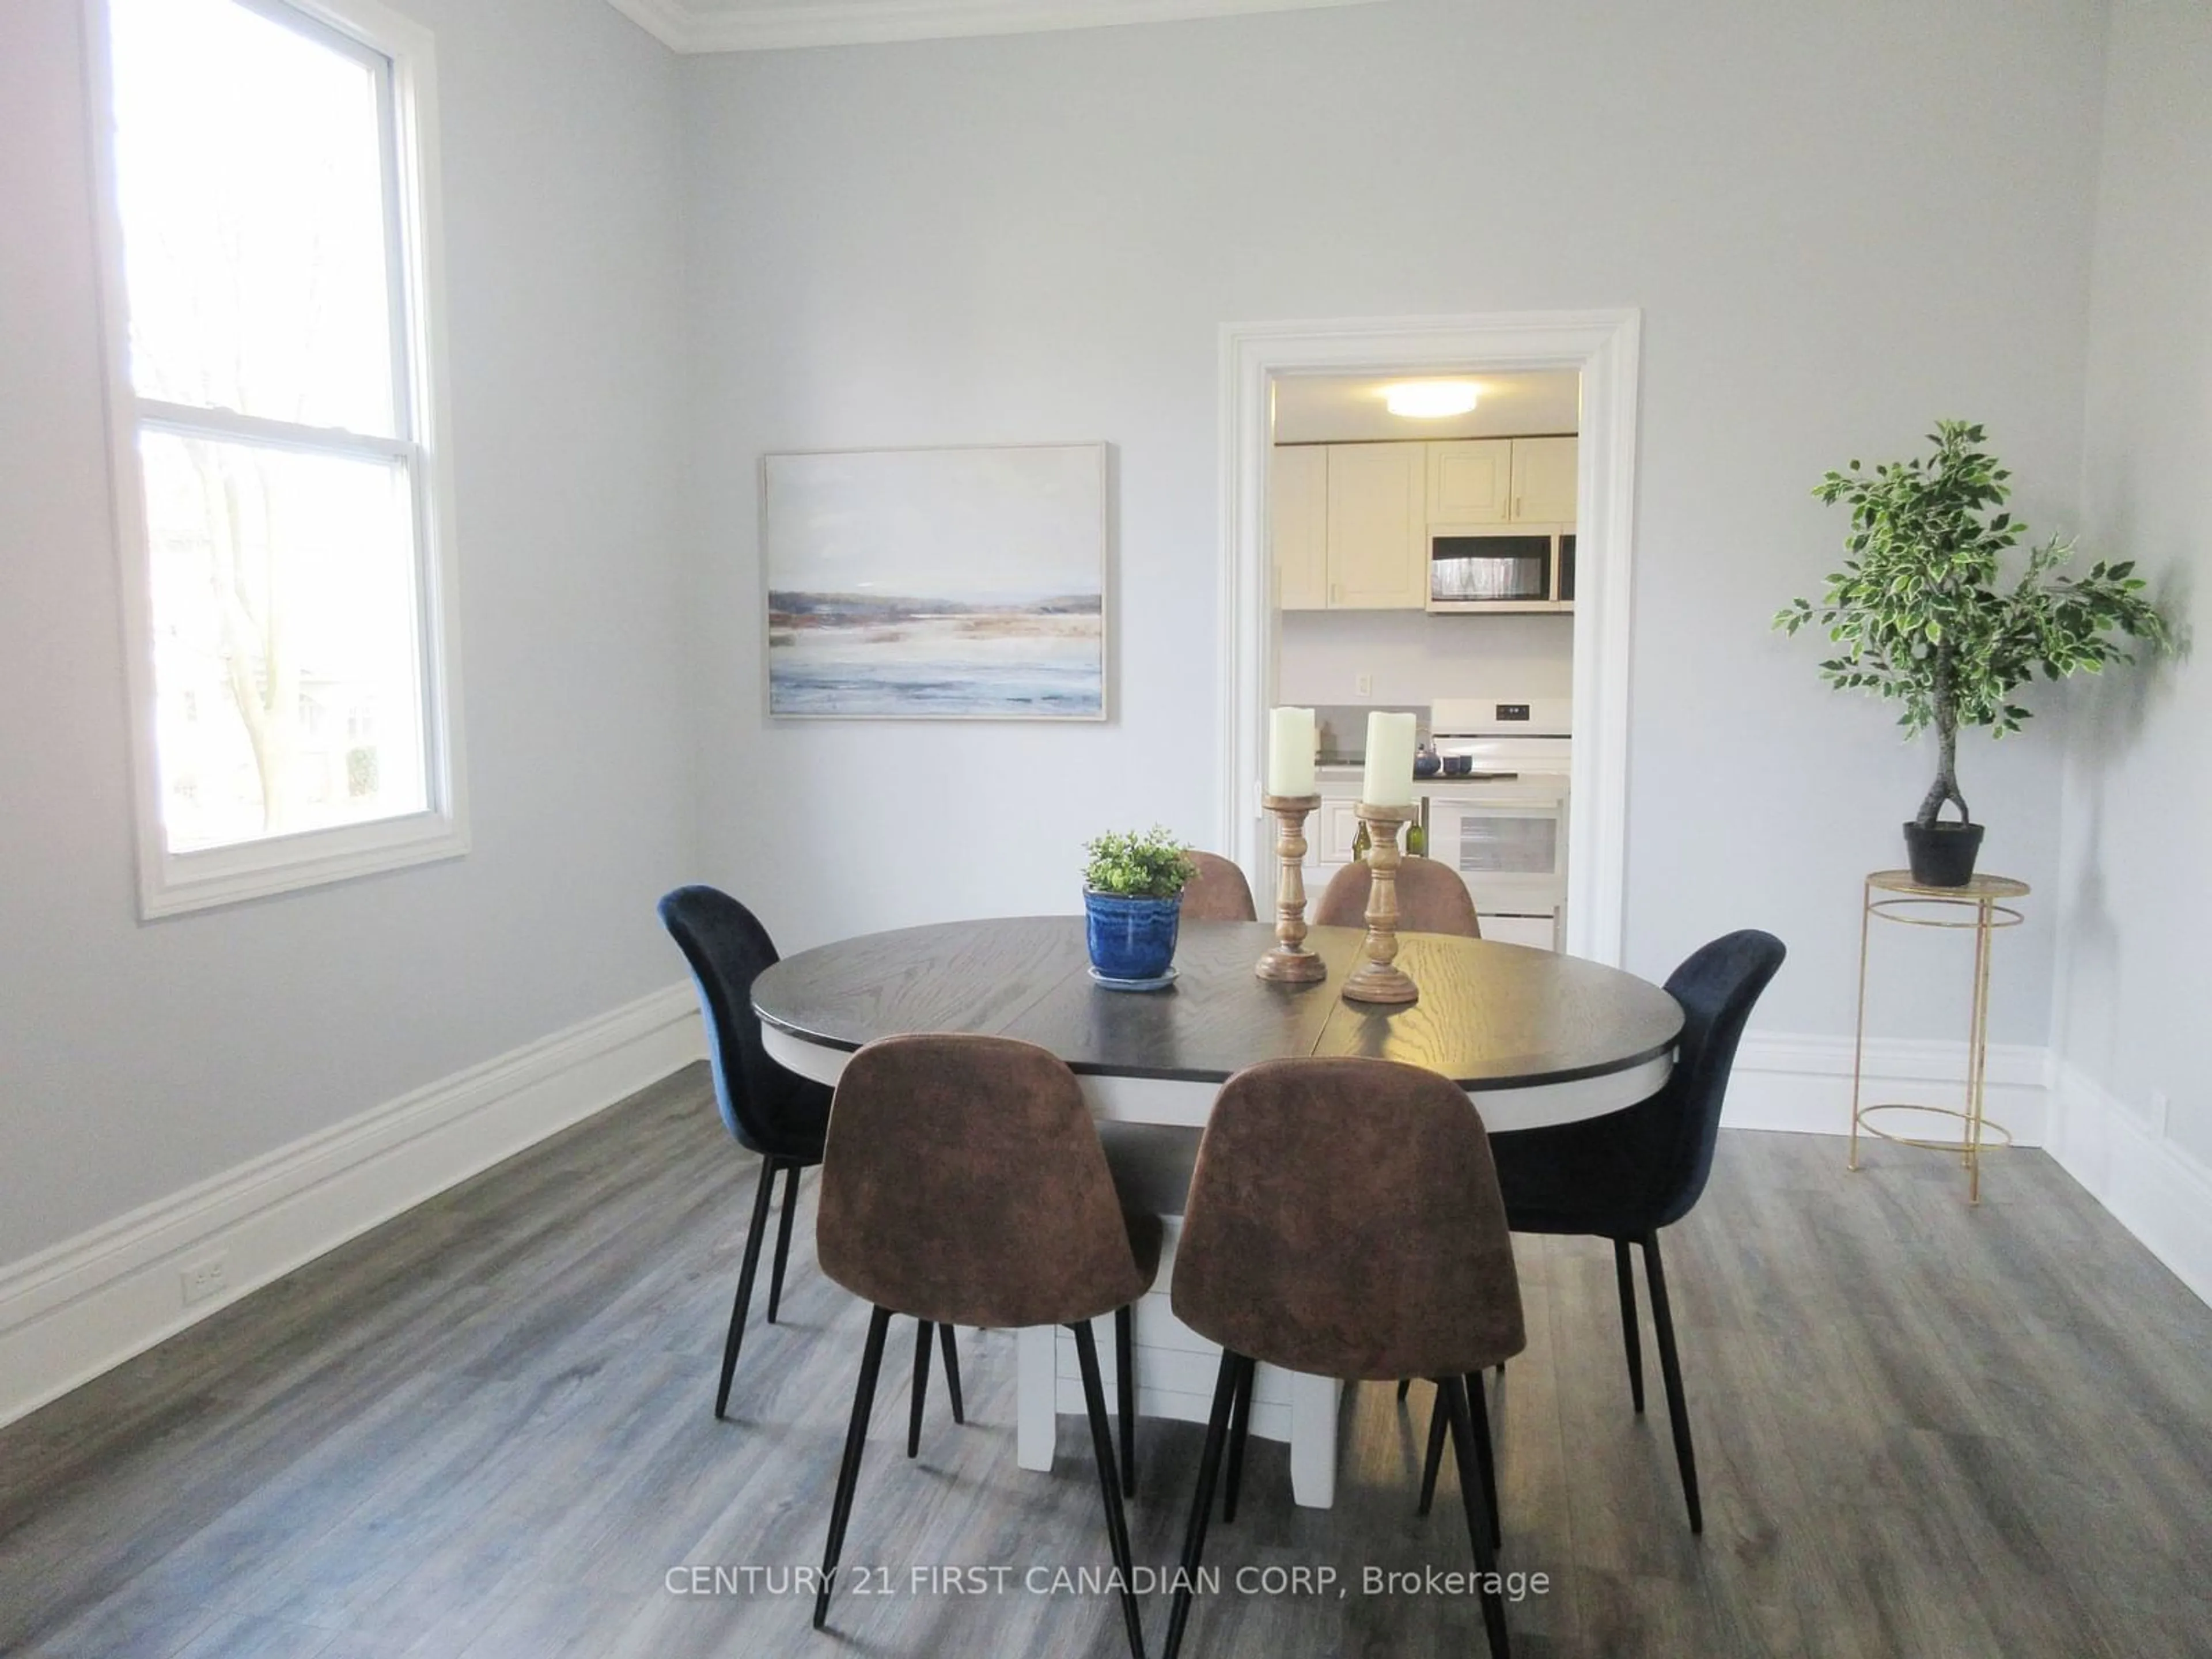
(1902, 820, 1985, 888)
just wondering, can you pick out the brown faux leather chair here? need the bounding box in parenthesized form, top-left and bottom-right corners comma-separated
(812, 1033, 1160, 1658)
(1164, 1057, 1526, 1659)
(1313, 856, 1483, 937)
(1180, 850, 1259, 922)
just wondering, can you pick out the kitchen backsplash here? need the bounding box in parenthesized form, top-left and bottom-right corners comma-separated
(1279, 610, 1573, 710)
(1312, 704, 1427, 763)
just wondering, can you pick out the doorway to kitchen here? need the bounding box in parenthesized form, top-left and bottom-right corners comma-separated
(1216, 310, 1641, 965)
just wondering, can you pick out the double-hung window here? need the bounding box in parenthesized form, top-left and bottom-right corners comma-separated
(94, 0, 464, 916)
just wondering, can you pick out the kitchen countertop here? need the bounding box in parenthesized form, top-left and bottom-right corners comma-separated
(1315, 763, 1570, 786)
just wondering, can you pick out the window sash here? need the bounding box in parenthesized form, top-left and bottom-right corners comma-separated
(137, 400, 417, 464)
(90, 0, 467, 918)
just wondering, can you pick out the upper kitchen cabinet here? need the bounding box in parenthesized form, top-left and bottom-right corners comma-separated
(1428, 436, 1578, 527)
(1274, 433, 1577, 612)
(1510, 435, 1578, 524)
(1426, 440, 1513, 524)
(1270, 444, 1330, 610)
(1324, 442, 1427, 608)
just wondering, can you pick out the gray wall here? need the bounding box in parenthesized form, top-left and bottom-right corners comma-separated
(6, 0, 2177, 1277)
(681, 0, 2110, 1040)
(2055, 0, 2211, 1162)
(0, 0, 695, 1263)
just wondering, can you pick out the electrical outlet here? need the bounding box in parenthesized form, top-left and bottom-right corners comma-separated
(180, 1253, 228, 1306)
(1355, 673, 1373, 696)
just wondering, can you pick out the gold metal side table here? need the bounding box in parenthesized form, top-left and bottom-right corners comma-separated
(1847, 869, 2029, 1204)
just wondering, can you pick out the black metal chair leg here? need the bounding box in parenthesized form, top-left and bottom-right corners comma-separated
(714, 1157, 779, 1419)
(1396, 1376, 1411, 1403)
(1468, 1369, 1501, 1548)
(1072, 1323, 1148, 1659)
(1440, 1376, 1513, 1659)
(1614, 1237, 1645, 1414)
(815, 1305, 893, 1630)
(938, 1323, 965, 1424)
(1164, 1350, 1240, 1659)
(1641, 1232, 1702, 1533)
(1418, 1382, 1448, 1515)
(1220, 1355, 1254, 1522)
(767, 1162, 802, 1324)
(1419, 1373, 1500, 1547)
(1115, 1304, 1136, 1497)
(907, 1319, 933, 1458)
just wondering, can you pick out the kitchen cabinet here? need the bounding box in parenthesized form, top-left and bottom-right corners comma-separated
(1324, 444, 1427, 608)
(1510, 435, 1578, 524)
(1271, 445, 1330, 611)
(1428, 436, 1578, 527)
(1313, 786, 1366, 868)
(1274, 435, 1576, 613)
(1272, 444, 1423, 612)
(1425, 440, 1512, 524)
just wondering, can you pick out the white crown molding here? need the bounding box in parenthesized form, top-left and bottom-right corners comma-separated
(604, 0, 1385, 54)
(0, 984, 704, 1430)
(603, 0, 706, 50)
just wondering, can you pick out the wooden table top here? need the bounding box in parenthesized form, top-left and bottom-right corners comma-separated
(753, 916, 1681, 1094)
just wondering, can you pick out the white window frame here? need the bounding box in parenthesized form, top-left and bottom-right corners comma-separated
(85, 0, 468, 919)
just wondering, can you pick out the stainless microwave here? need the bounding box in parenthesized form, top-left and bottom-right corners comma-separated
(1426, 524, 1576, 613)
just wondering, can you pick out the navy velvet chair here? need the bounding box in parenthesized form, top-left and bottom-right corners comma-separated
(660, 885, 962, 1427)
(1418, 929, 1785, 1533)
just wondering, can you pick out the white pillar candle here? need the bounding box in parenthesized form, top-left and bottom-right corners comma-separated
(1267, 706, 1316, 797)
(1360, 712, 1416, 808)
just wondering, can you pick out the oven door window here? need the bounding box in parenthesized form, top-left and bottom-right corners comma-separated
(1430, 533, 1553, 602)
(1455, 810, 1559, 876)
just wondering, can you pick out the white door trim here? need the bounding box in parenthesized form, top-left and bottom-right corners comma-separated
(1217, 309, 1642, 964)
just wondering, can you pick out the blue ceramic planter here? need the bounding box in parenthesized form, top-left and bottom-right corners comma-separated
(1084, 890, 1183, 982)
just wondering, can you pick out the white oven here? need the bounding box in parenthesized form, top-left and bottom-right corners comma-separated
(1426, 698, 1572, 950)
(1425, 786, 1569, 949)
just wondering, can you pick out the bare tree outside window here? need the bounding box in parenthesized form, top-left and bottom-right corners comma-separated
(109, 0, 429, 853)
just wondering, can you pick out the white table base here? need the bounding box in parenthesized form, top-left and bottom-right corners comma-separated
(1013, 1219, 1347, 1509)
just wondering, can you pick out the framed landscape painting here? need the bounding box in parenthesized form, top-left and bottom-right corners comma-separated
(762, 444, 1108, 720)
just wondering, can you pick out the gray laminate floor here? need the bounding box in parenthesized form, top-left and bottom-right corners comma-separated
(4, 1066, 2210, 1658)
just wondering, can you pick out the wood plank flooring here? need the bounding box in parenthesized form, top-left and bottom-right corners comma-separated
(3, 1065, 2209, 1658)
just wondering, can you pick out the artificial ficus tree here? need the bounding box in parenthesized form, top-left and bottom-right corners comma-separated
(1775, 420, 2167, 828)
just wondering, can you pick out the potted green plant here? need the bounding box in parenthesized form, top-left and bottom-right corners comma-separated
(1777, 420, 2166, 886)
(1082, 827, 1198, 986)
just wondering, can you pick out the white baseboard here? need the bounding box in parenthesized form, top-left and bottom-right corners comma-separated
(1724, 1031, 2051, 1146)
(2047, 1060, 2212, 1308)
(0, 984, 705, 1430)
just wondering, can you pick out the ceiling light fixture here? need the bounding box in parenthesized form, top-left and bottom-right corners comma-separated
(1384, 381, 1480, 419)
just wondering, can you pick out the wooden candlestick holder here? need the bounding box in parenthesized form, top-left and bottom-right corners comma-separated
(1255, 793, 1327, 983)
(1342, 802, 1419, 1006)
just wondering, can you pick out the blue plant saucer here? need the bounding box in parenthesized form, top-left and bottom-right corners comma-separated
(1088, 965, 1179, 994)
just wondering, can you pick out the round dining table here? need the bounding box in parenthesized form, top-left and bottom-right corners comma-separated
(752, 914, 1682, 1509)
